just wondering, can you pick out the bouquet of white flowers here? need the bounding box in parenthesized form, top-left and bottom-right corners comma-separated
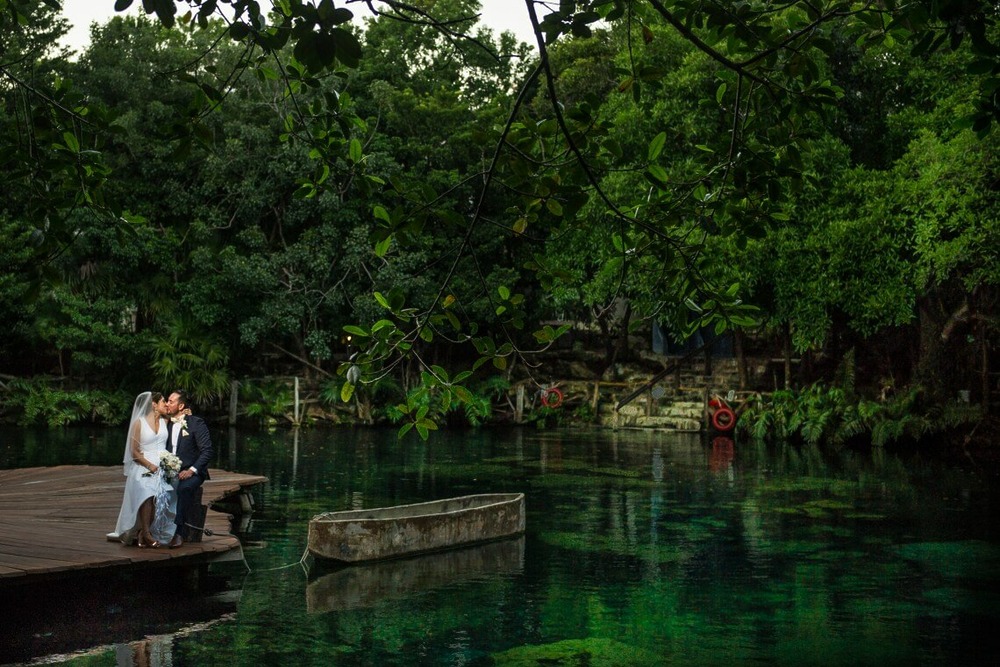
(145, 450, 182, 481)
(159, 451, 183, 481)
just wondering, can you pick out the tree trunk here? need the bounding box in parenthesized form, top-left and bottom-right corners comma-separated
(916, 291, 974, 404)
(980, 317, 990, 412)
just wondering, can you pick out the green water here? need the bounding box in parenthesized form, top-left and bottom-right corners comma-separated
(2, 427, 999, 666)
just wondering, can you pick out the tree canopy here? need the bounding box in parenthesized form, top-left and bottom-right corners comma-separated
(1, 0, 998, 432)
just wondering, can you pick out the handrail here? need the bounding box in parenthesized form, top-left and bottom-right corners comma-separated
(615, 334, 721, 412)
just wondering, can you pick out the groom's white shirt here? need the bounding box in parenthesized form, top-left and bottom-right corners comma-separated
(170, 419, 199, 474)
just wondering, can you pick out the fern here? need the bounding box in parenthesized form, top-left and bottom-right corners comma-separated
(801, 407, 831, 446)
(832, 348, 857, 398)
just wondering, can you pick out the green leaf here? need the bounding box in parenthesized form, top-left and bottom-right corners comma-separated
(647, 131, 666, 161)
(374, 235, 392, 257)
(61, 132, 80, 153)
(715, 81, 727, 105)
(646, 164, 670, 188)
(349, 137, 362, 163)
(331, 27, 363, 68)
(342, 325, 369, 337)
(340, 380, 354, 403)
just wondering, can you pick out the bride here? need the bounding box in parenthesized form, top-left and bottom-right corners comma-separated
(110, 391, 177, 547)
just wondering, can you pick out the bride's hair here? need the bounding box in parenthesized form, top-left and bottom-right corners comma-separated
(146, 392, 164, 413)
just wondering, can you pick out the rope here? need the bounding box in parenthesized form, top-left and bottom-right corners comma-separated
(251, 546, 312, 573)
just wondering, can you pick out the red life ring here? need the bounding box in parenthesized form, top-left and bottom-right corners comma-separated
(711, 406, 736, 432)
(541, 387, 563, 408)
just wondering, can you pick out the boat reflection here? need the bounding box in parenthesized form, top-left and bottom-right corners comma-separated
(306, 536, 525, 613)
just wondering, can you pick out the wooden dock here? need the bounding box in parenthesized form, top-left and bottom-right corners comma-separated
(0, 465, 267, 585)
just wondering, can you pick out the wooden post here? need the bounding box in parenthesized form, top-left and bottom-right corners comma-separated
(294, 377, 301, 426)
(228, 427, 237, 470)
(783, 323, 793, 390)
(515, 385, 525, 423)
(228, 380, 240, 426)
(980, 318, 989, 412)
(703, 386, 710, 432)
(734, 331, 748, 390)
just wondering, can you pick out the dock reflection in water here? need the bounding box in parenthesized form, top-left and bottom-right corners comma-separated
(306, 536, 525, 613)
(0, 577, 241, 665)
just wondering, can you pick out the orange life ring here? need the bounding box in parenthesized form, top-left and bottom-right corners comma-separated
(711, 406, 736, 432)
(541, 387, 563, 408)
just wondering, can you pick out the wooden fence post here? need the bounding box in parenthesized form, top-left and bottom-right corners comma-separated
(228, 380, 240, 426)
(293, 377, 301, 426)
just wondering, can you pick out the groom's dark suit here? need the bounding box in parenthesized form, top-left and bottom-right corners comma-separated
(168, 414, 213, 540)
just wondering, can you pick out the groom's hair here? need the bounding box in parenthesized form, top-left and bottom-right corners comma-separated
(173, 390, 191, 409)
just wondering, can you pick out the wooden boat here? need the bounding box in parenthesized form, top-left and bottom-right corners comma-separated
(307, 493, 525, 563)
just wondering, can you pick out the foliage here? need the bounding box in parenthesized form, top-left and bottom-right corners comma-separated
(239, 379, 296, 427)
(384, 365, 491, 438)
(150, 317, 230, 407)
(1, 1, 999, 430)
(0, 379, 129, 427)
(738, 384, 982, 448)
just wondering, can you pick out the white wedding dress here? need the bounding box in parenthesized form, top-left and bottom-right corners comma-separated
(110, 416, 177, 545)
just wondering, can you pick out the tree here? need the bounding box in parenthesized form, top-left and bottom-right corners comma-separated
(3, 0, 999, 430)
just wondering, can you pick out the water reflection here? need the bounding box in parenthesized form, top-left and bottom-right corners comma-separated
(306, 537, 525, 613)
(0, 572, 240, 665)
(1, 426, 999, 666)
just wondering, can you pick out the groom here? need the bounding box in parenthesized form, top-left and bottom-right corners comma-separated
(165, 390, 214, 548)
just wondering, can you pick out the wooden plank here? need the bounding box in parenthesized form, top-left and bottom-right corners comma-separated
(0, 466, 266, 585)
